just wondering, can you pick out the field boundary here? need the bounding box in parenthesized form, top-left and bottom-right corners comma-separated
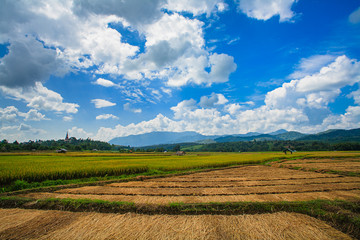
(1, 164, 267, 196)
(0, 196, 359, 239)
(271, 157, 360, 177)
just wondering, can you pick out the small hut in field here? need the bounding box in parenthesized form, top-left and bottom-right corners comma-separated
(176, 151, 186, 156)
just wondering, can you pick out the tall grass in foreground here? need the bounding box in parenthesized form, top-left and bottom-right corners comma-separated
(1, 151, 359, 186)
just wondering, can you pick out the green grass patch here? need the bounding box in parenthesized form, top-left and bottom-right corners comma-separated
(1, 152, 306, 190)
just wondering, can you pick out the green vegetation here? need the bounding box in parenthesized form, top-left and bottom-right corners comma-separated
(1, 152, 300, 190)
(2, 151, 359, 192)
(188, 140, 360, 152)
(0, 138, 116, 152)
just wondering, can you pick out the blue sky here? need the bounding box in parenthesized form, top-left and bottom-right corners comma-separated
(1, 0, 360, 142)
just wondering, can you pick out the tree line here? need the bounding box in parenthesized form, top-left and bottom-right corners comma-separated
(0, 137, 115, 152)
(1, 138, 360, 152)
(194, 140, 360, 152)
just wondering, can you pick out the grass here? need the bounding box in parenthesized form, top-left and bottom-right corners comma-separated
(1, 151, 360, 192)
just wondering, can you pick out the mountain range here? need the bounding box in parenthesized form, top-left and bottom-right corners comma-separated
(109, 128, 360, 147)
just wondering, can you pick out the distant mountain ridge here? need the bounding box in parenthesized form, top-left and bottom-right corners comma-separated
(109, 128, 360, 147)
(109, 131, 219, 147)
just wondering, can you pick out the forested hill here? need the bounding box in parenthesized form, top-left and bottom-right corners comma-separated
(0, 138, 114, 152)
(297, 128, 360, 142)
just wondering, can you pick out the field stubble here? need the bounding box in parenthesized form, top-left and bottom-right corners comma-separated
(20, 165, 360, 204)
(0, 208, 352, 240)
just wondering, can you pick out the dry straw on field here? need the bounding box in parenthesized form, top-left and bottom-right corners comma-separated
(0, 208, 352, 240)
(21, 165, 360, 204)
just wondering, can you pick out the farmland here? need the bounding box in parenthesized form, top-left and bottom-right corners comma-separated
(0, 208, 352, 240)
(1, 151, 360, 239)
(0, 152, 303, 187)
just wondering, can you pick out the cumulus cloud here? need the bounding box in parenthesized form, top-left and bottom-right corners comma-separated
(123, 103, 142, 113)
(235, 0, 297, 22)
(91, 99, 116, 108)
(295, 56, 360, 92)
(72, 0, 165, 27)
(0, 106, 47, 122)
(68, 126, 93, 139)
(0, 83, 79, 113)
(0, 122, 46, 142)
(348, 88, 360, 105)
(108, 12, 237, 87)
(170, 99, 197, 119)
(165, 0, 227, 16)
(92, 55, 360, 141)
(23, 109, 47, 121)
(96, 114, 119, 120)
(199, 93, 228, 108)
(1, 0, 237, 106)
(95, 113, 184, 141)
(265, 55, 360, 111)
(0, 37, 62, 88)
(289, 54, 337, 79)
(224, 103, 242, 115)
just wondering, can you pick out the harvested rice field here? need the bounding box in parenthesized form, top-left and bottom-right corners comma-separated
(0, 208, 352, 240)
(20, 165, 360, 204)
(271, 157, 360, 174)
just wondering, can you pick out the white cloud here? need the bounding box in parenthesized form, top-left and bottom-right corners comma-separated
(224, 103, 242, 115)
(165, 0, 227, 16)
(93, 78, 119, 88)
(0, 106, 47, 122)
(91, 99, 116, 108)
(123, 103, 142, 113)
(199, 93, 228, 108)
(348, 88, 360, 105)
(161, 87, 172, 95)
(72, 0, 164, 27)
(170, 99, 197, 119)
(265, 55, 360, 110)
(92, 55, 360, 141)
(0, 36, 62, 88)
(0, 106, 19, 122)
(23, 109, 47, 121)
(95, 113, 184, 141)
(289, 54, 337, 79)
(1, 0, 237, 103)
(110, 12, 237, 87)
(296, 55, 360, 92)
(208, 53, 237, 85)
(0, 83, 79, 114)
(235, 0, 297, 22)
(0, 122, 46, 142)
(96, 114, 119, 120)
(349, 6, 360, 24)
(63, 116, 73, 122)
(19, 123, 32, 131)
(68, 126, 93, 139)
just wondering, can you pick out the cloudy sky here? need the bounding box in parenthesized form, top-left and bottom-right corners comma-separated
(0, 0, 360, 142)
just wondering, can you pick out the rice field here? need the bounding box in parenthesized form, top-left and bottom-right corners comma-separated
(2, 151, 360, 186)
(0, 152, 303, 185)
(2, 152, 360, 239)
(0, 208, 351, 240)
